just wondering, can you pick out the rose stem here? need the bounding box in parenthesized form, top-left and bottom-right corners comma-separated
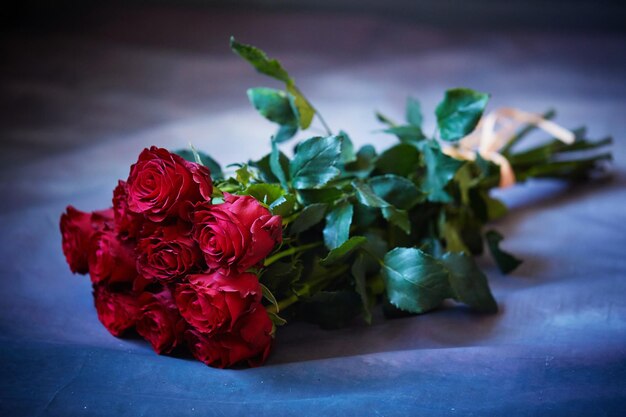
(263, 241, 323, 267)
(266, 264, 350, 314)
(291, 85, 332, 136)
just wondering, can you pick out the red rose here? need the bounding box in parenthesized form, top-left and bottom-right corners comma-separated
(136, 288, 187, 354)
(186, 305, 273, 368)
(137, 222, 203, 282)
(88, 230, 138, 285)
(192, 194, 282, 273)
(93, 285, 140, 337)
(132, 274, 156, 293)
(174, 271, 262, 334)
(126, 147, 212, 222)
(60, 206, 114, 274)
(113, 180, 144, 240)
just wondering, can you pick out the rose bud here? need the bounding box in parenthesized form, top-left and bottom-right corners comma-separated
(112, 180, 145, 240)
(186, 305, 273, 368)
(93, 285, 140, 337)
(126, 147, 212, 222)
(192, 194, 282, 273)
(88, 230, 138, 285)
(137, 222, 203, 282)
(60, 206, 114, 274)
(174, 270, 262, 334)
(136, 288, 187, 354)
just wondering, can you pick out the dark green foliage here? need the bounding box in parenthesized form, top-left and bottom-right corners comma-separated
(486, 230, 523, 274)
(211, 38, 614, 331)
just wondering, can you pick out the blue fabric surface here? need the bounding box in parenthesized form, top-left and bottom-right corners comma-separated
(1, 7, 625, 416)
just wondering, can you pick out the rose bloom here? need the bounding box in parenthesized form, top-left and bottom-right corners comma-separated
(132, 274, 156, 293)
(126, 147, 212, 222)
(112, 180, 145, 240)
(88, 230, 138, 285)
(136, 222, 203, 282)
(186, 305, 273, 368)
(192, 193, 282, 273)
(174, 270, 262, 334)
(60, 206, 114, 274)
(136, 288, 187, 354)
(93, 285, 140, 337)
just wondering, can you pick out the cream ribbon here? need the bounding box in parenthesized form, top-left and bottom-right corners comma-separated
(442, 108, 575, 188)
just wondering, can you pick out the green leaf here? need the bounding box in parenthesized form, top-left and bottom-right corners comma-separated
(441, 252, 498, 313)
(485, 194, 507, 221)
(268, 311, 287, 327)
(381, 125, 426, 144)
(215, 177, 243, 195)
(271, 140, 289, 189)
(485, 230, 523, 274)
(420, 142, 464, 203)
(344, 145, 376, 179)
(299, 290, 362, 329)
(290, 203, 327, 234)
(247, 87, 298, 126)
(508, 131, 612, 166)
(382, 295, 416, 319)
(352, 202, 378, 228)
(339, 130, 356, 164)
(290, 136, 342, 189)
(375, 143, 421, 177)
(230, 37, 292, 83)
(441, 217, 470, 253)
(235, 165, 251, 186)
(351, 181, 390, 208)
(382, 248, 498, 314)
(379, 207, 407, 235)
(351, 252, 372, 324)
(174, 149, 224, 181)
(269, 194, 297, 217)
(454, 163, 479, 206)
(435, 88, 489, 141)
(231, 37, 318, 131)
(251, 151, 290, 184)
(244, 183, 284, 205)
(382, 248, 452, 314)
(262, 260, 303, 296)
(369, 174, 423, 210)
(375, 111, 397, 127)
(286, 83, 315, 129)
(474, 153, 500, 178)
(296, 187, 344, 205)
(274, 124, 298, 143)
(323, 200, 353, 250)
(361, 230, 388, 274)
(321, 236, 366, 266)
(260, 283, 280, 312)
(471, 188, 507, 222)
(440, 208, 485, 255)
(406, 97, 423, 127)
(352, 180, 410, 234)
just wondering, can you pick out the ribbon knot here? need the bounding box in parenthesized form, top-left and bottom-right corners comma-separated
(443, 108, 575, 188)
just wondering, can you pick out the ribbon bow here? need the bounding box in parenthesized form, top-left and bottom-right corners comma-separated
(443, 108, 575, 188)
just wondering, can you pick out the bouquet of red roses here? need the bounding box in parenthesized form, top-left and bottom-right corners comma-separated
(60, 38, 611, 368)
(61, 146, 281, 367)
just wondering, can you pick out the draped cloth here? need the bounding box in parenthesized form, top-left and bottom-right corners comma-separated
(1, 6, 625, 416)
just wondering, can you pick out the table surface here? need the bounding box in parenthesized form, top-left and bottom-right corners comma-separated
(1, 6, 625, 416)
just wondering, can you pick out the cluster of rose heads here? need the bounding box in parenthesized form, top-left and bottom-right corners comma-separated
(60, 147, 282, 368)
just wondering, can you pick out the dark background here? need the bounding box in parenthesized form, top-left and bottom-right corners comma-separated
(4, 0, 626, 31)
(1, 1, 625, 416)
